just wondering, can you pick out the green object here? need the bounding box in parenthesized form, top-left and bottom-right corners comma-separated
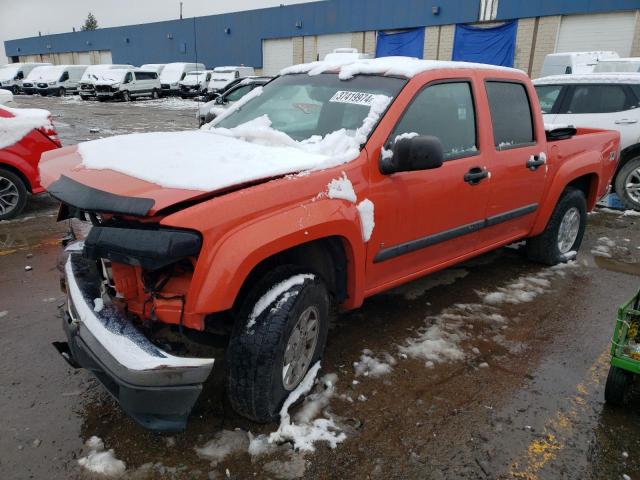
(605, 289, 640, 405)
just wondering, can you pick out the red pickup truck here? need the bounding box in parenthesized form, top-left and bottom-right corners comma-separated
(41, 57, 619, 431)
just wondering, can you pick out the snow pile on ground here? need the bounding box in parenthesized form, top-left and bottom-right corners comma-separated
(399, 312, 469, 364)
(131, 97, 201, 110)
(77, 436, 126, 477)
(77, 95, 390, 192)
(353, 349, 396, 377)
(267, 362, 346, 452)
(281, 57, 516, 80)
(0, 105, 51, 149)
(246, 274, 314, 331)
(591, 236, 616, 258)
(195, 430, 249, 466)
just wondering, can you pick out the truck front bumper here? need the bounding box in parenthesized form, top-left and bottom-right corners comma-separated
(59, 254, 215, 431)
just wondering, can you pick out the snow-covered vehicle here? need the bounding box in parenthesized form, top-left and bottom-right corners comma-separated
(42, 57, 619, 431)
(534, 73, 640, 210)
(0, 62, 51, 94)
(179, 70, 214, 98)
(78, 64, 134, 100)
(159, 62, 205, 96)
(94, 68, 161, 101)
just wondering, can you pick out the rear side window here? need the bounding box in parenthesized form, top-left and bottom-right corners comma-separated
(485, 81, 534, 149)
(567, 84, 631, 114)
(134, 71, 157, 80)
(534, 85, 563, 114)
(390, 81, 477, 160)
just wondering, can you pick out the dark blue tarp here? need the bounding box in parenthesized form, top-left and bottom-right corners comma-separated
(452, 21, 517, 67)
(375, 28, 425, 59)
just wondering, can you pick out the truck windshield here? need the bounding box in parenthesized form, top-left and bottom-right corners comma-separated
(214, 73, 406, 141)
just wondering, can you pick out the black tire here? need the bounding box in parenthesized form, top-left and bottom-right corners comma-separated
(605, 365, 631, 406)
(122, 90, 131, 102)
(226, 266, 330, 422)
(151, 89, 159, 100)
(11, 85, 19, 95)
(0, 168, 28, 221)
(526, 187, 587, 266)
(97, 97, 106, 102)
(58, 87, 66, 97)
(80, 95, 89, 101)
(614, 156, 640, 211)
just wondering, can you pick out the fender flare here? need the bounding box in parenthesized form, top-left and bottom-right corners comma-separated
(530, 151, 601, 236)
(190, 199, 367, 314)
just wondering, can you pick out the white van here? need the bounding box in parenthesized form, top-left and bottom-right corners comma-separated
(159, 62, 205, 95)
(206, 66, 255, 98)
(0, 62, 51, 94)
(539, 51, 619, 77)
(593, 57, 640, 73)
(79, 64, 134, 99)
(324, 48, 372, 63)
(94, 68, 161, 101)
(179, 70, 214, 98)
(20, 65, 53, 95)
(140, 64, 166, 74)
(35, 65, 88, 96)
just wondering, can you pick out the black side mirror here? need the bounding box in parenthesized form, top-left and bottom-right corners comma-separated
(380, 135, 445, 175)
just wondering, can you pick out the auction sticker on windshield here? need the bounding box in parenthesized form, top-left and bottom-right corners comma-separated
(329, 91, 376, 106)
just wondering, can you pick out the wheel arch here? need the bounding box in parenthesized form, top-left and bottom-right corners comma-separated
(0, 160, 32, 193)
(617, 143, 640, 180)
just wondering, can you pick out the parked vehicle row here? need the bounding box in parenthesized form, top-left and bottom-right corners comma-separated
(0, 62, 52, 94)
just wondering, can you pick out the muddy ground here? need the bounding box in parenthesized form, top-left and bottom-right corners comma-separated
(1, 95, 640, 480)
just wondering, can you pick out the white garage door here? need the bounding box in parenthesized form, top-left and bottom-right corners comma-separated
(98, 50, 113, 64)
(58, 52, 73, 65)
(262, 38, 294, 76)
(556, 12, 637, 57)
(316, 33, 353, 60)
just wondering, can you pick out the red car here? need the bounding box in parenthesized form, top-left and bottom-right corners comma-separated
(0, 105, 61, 220)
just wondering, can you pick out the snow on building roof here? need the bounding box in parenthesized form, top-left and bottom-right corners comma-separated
(533, 73, 640, 85)
(280, 56, 519, 80)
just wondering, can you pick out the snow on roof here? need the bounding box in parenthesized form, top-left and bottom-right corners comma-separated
(545, 51, 619, 58)
(0, 105, 51, 149)
(280, 56, 519, 80)
(533, 73, 640, 85)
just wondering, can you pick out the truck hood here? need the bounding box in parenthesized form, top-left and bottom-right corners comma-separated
(40, 121, 359, 216)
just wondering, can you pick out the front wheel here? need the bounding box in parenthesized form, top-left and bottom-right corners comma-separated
(11, 85, 19, 95)
(526, 187, 587, 265)
(226, 266, 330, 422)
(0, 168, 28, 221)
(122, 90, 131, 102)
(58, 87, 66, 97)
(151, 89, 159, 100)
(615, 156, 640, 211)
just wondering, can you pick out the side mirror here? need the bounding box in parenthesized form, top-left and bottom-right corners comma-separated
(380, 135, 444, 175)
(215, 95, 225, 105)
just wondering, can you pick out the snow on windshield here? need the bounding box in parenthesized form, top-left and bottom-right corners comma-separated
(36, 66, 66, 83)
(0, 66, 20, 81)
(81, 65, 112, 82)
(94, 69, 127, 84)
(160, 64, 185, 83)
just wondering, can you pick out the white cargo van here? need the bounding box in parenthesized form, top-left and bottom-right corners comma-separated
(35, 65, 88, 96)
(593, 58, 640, 73)
(79, 64, 134, 99)
(539, 51, 619, 77)
(179, 70, 214, 98)
(20, 65, 53, 95)
(94, 68, 161, 101)
(0, 62, 51, 94)
(159, 62, 205, 95)
(206, 66, 255, 98)
(140, 64, 166, 74)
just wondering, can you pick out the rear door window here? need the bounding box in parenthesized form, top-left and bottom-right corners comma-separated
(565, 84, 633, 113)
(390, 81, 477, 160)
(485, 81, 535, 149)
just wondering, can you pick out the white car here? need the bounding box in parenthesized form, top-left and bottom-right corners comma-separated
(206, 66, 255, 99)
(94, 68, 161, 101)
(534, 73, 640, 209)
(78, 64, 134, 100)
(159, 62, 205, 96)
(539, 51, 619, 77)
(0, 62, 51, 94)
(179, 70, 213, 98)
(0, 89, 14, 105)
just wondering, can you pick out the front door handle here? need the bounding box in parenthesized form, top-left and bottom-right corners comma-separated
(615, 119, 638, 124)
(527, 154, 546, 170)
(464, 167, 489, 185)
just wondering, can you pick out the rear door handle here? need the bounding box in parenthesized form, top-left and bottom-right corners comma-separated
(615, 119, 638, 124)
(464, 167, 489, 185)
(527, 154, 546, 170)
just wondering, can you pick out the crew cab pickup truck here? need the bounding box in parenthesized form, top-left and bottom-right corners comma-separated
(40, 57, 620, 431)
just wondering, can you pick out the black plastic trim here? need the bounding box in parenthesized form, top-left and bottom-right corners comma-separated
(374, 203, 538, 263)
(48, 175, 155, 216)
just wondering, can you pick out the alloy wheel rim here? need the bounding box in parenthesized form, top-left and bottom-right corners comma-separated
(625, 167, 640, 204)
(0, 176, 19, 216)
(282, 305, 320, 390)
(557, 206, 580, 254)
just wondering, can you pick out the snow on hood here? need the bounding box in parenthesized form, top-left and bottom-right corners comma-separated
(0, 105, 51, 149)
(35, 66, 66, 83)
(280, 56, 518, 80)
(78, 94, 391, 192)
(93, 69, 127, 86)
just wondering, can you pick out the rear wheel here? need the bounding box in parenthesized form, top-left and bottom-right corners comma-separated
(605, 365, 631, 406)
(122, 90, 131, 102)
(0, 168, 27, 221)
(526, 187, 587, 265)
(615, 156, 640, 211)
(226, 266, 330, 422)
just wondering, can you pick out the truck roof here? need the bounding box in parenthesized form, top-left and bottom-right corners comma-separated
(534, 72, 640, 85)
(280, 56, 520, 80)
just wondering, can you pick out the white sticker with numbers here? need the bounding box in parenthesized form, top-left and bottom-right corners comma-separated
(329, 91, 376, 106)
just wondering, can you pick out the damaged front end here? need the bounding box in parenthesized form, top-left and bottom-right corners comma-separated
(52, 181, 216, 432)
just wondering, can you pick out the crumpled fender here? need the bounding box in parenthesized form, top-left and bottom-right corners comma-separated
(530, 146, 601, 236)
(189, 198, 366, 315)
